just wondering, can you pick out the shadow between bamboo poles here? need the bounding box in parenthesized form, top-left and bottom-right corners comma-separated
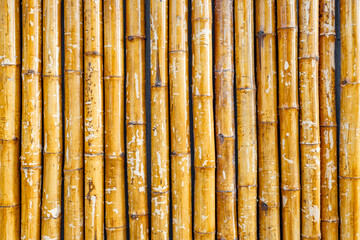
(339, 0, 360, 238)
(0, 1, 21, 239)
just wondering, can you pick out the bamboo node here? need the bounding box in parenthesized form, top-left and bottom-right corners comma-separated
(169, 50, 187, 54)
(216, 190, 236, 193)
(63, 167, 83, 172)
(0, 204, 20, 209)
(105, 225, 127, 230)
(300, 234, 321, 239)
(194, 231, 216, 235)
(127, 121, 147, 126)
(214, 69, 234, 73)
(339, 175, 360, 179)
(217, 134, 235, 144)
(130, 212, 149, 219)
(237, 184, 257, 188)
(84, 51, 103, 56)
(170, 151, 190, 157)
(191, 17, 212, 23)
(151, 190, 170, 195)
(321, 219, 339, 223)
(298, 56, 319, 61)
(126, 35, 146, 41)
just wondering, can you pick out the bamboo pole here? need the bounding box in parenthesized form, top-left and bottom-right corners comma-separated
(126, 1, 149, 239)
(41, 0, 62, 239)
(150, 0, 170, 239)
(255, 0, 280, 238)
(339, 0, 360, 238)
(214, 0, 237, 239)
(0, 1, 21, 239)
(277, 0, 301, 239)
(235, 1, 257, 239)
(192, 1, 216, 239)
(169, 0, 192, 239)
(299, 0, 321, 239)
(84, 0, 104, 239)
(21, 1, 42, 239)
(104, 0, 127, 239)
(319, 0, 338, 238)
(63, 0, 84, 239)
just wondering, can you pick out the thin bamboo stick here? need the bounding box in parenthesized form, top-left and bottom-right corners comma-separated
(319, 0, 338, 239)
(255, 0, 280, 238)
(84, 0, 104, 239)
(41, 0, 62, 238)
(277, 0, 301, 239)
(339, 0, 360, 238)
(21, 0, 43, 239)
(150, 0, 170, 239)
(104, 0, 127, 239)
(299, 0, 321, 239)
(214, 0, 237, 239)
(126, 1, 149, 239)
(63, 0, 84, 239)
(192, 1, 216, 239)
(169, 0, 192, 239)
(0, 1, 21, 239)
(235, 1, 257, 239)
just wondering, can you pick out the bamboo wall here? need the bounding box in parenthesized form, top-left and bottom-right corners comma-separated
(0, 0, 352, 239)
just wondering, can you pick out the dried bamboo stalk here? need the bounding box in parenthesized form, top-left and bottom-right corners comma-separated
(126, 1, 149, 239)
(192, 1, 216, 239)
(169, 0, 192, 239)
(0, 1, 21, 239)
(21, 1, 43, 239)
(255, 0, 280, 238)
(150, 0, 170, 239)
(319, 0, 338, 239)
(214, 0, 237, 239)
(64, 0, 84, 239)
(235, 1, 257, 239)
(339, 0, 360, 238)
(41, 0, 62, 239)
(84, 0, 104, 239)
(277, 0, 301, 239)
(299, 0, 321, 239)
(104, 0, 127, 239)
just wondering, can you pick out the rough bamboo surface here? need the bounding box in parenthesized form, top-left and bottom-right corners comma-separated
(64, 0, 84, 239)
(277, 0, 301, 239)
(0, 1, 21, 239)
(214, 0, 237, 239)
(169, 0, 192, 239)
(319, 0, 338, 239)
(84, 0, 104, 239)
(255, 0, 280, 238)
(339, 0, 360, 238)
(126, 1, 149, 239)
(104, 0, 127, 239)
(21, 1, 43, 239)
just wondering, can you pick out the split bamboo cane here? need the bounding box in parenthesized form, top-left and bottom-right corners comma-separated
(319, 0, 338, 238)
(339, 0, 360, 238)
(192, 1, 216, 239)
(104, 0, 127, 239)
(235, 1, 257, 239)
(299, 1, 321, 239)
(64, 0, 84, 239)
(255, 0, 281, 238)
(214, 0, 237, 239)
(84, 0, 104, 239)
(41, 0, 62, 239)
(277, 0, 301, 239)
(21, 1, 43, 239)
(0, 1, 21, 239)
(150, 0, 170, 239)
(126, 1, 149, 239)
(169, 0, 192, 239)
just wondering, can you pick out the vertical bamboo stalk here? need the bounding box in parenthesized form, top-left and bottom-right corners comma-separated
(214, 0, 237, 239)
(192, 1, 216, 239)
(319, 0, 338, 239)
(169, 0, 192, 239)
(339, 0, 360, 238)
(104, 0, 127, 239)
(150, 0, 170, 239)
(126, 1, 149, 239)
(41, 0, 62, 239)
(84, 0, 104, 239)
(255, 0, 280, 238)
(235, 1, 257, 239)
(277, 0, 301, 239)
(299, 0, 321, 239)
(0, 1, 21, 239)
(64, 0, 84, 239)
(21, 0, 42, 239)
